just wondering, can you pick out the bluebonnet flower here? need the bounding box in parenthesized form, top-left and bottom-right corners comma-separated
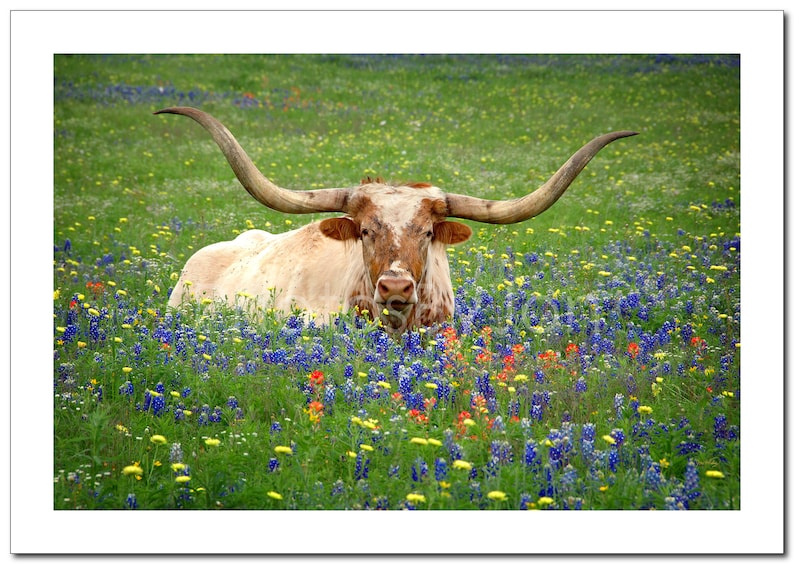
(683, 460, 700, 502)
(434, 458, 448, 481)
(331, 480, 345, 496)
(608, 448, 619, 473)
(645, 462, 663, 491)
(119, 381, 133, 397)
(169, 442, 183, 463)
(560, 465, 578, 491)
(268, 458, 280, 472)
(677, 441, 702, 456)
(490, 440, 513, 465)
(208, 406, 223, 423)
(524, 440, 540, 470)
(411, 458, 428, 482)
(88, 317, 101, 342)
(574, 377, 587, 393)
(713, 414, 736, 440)
(62, 324, 78, 343)
(197, 404, 211, 426)
(355, 452, 370, 480)
(665, 496, 685, 510)
(125, 493, 138, 509)
(563, 497, 583, 510)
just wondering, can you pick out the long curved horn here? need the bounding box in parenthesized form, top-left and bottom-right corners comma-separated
(155, 106, 351, 214)
(445, 130, 638, 224)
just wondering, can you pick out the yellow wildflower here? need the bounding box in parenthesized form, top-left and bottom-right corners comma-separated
(452, 460, 472, 471)
(150, 434, 167, 445)
(274, 446, 293, 455)
(487, 490, 508, 501)
(406, 493, 426, 504)
(122, 465, 143, 477)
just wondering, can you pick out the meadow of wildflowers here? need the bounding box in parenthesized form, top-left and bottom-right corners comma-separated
(53, 54, 740, 512)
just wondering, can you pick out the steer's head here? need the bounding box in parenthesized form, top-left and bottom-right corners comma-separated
(318, 179, 472, 329)
(155, 106, 637, 332)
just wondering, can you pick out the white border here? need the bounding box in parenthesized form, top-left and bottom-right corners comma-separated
(7, 9, 784, 556)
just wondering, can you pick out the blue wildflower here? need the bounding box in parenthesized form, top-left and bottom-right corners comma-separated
(434, 458, 448, 481)
(119, 381, 134, 397)
(608, 448, 619, 473)
(125, 493, 138, 509)
(683, 460, 700, 502)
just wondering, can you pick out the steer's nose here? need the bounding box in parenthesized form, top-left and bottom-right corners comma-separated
(377, 277, 416, 303)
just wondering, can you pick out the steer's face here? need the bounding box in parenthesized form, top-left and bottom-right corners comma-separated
(319, 182, 471, 328)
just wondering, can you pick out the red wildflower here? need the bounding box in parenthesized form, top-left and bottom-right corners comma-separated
(627, 342, 640, 359)
(538, 349, 561, 370)
(475, 350, 493, 364)
(408, 409, 428, 423)
(565, 343, 580, 357)
(441, 326, 459, 342)
(690, 336, 707, 354)
(86, 281, 105, 296)
(305, 400, 324, 424)
(308, 370, 325, 387)
(307, 400, 324, 414)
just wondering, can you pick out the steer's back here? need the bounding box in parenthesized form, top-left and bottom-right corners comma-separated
(168, 223, 362, 319)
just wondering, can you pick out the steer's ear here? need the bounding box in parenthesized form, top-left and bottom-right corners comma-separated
(319, 217, 360, 241)
(434, 221, 472, 245)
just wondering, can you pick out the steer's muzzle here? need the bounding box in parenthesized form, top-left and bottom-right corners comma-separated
(376, 277, 416, 306)
(375, 274, 418, 330)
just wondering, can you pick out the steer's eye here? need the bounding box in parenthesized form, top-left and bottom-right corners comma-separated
(425, 231, 433, 239)
(360, 228, 370, 237)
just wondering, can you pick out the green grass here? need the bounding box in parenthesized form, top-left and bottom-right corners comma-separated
(53, 54, 740, 510)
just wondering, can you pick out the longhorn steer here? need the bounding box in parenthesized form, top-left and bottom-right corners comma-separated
(157, 106, 636, 332)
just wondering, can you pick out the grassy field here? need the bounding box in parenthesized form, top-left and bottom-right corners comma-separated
(53, 54, 740, 510)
